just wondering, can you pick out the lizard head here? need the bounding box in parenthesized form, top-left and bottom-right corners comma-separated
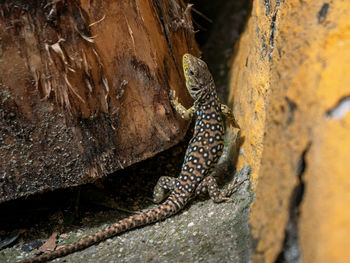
(182, 53, 214, 102)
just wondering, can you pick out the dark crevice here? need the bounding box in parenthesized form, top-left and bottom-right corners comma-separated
(268, 2, 280, 61)
(190, 0, 251, 50)
(317, 3, 329, 24)
(265, 0, 271, 16)
(275, 142, 311, 263)
(189, 0, 251, 100)
(285, 97, 297, 126)
(152, 0, 181, 78)
(159, 15, 173, 53)
(261, 35, 268, 59)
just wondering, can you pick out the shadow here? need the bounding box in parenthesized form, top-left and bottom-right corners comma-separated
(209, 128, 246, 189)
(0, 129, 192, 247)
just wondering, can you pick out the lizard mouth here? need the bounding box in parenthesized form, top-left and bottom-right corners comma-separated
(182, 53, 193, 68)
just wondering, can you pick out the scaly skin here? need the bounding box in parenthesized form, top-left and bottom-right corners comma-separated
(20, 54, 246, 263)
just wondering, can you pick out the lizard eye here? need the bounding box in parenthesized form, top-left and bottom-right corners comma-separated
(188, 69, 195, 76)
(191, 86, 200, 92)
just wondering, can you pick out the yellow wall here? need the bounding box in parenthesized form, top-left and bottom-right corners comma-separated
(229, 1, 350, 262)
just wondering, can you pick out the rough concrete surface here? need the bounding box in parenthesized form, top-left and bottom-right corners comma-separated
(1, 130, 253, 263)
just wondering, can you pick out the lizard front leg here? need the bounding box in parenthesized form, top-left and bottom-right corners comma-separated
(195, 166, 251, 203)
(220, 104, 240, 129)
(169, 90, 196, 120)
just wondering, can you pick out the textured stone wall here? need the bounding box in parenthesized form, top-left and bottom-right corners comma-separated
(228, 1, 350, 262)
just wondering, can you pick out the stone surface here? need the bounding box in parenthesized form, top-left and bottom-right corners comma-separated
(0, 131, 253, 263)
(228, 0, 350, 262)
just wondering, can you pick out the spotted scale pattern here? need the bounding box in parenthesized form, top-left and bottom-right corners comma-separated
(20, 53, 241, 263)
(170, 94, 225, 206)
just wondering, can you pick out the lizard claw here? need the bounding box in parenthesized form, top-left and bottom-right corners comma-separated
(169, 89, 176, 100)
(227, 115, 240, 129)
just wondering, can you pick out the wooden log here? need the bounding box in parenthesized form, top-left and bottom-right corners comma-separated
(0, 0, 199, 203)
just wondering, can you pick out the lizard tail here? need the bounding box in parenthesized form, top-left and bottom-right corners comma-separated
(20, 194, 183, 263)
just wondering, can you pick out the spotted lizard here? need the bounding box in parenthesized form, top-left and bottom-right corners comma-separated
(20, 53, 250, 263)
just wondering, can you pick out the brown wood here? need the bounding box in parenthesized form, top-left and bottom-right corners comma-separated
(0, 0, 199, 203)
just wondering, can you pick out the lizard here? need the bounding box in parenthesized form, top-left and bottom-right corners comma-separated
(20, 53, 249, 263)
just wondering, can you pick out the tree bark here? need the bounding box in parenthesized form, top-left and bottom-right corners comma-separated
(0, 0, 199, 203)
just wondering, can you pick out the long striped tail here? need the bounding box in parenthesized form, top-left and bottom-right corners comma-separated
(20, 194, 183, 263)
